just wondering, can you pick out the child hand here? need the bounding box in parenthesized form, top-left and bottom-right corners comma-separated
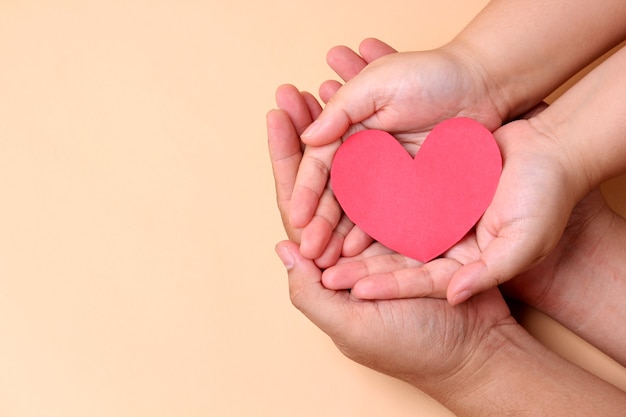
(291, 38, 508, 261)
(322, 111, 582, 305)
(446, 117, 582, 303)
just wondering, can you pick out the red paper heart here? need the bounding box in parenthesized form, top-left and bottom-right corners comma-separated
(330, 117, 502, 262)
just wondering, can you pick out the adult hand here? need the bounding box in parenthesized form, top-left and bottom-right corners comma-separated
(267, 85, 626, 416)
(271, 83, 372, 268)
(282, 39, 400, 264)
(268, 82, 515, 401)
(502, 189, 626, 366)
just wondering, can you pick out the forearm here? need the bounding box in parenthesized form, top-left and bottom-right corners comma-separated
(514, 193, 626, 366)
(533, 46, 626, 196)
(553, 221, 626, 366)
(447, 0, 626, 120)
(422, 324, 626, 416)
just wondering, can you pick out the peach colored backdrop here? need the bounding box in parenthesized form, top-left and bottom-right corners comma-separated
(0, 1, 624, 416)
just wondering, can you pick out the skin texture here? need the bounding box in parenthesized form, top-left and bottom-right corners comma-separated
(287, 31, 626, 303)
(268, 2, 626, 412)
(288, 0, 626, 303)
(316, 43, 626, 308)
(267, 86, 626, 415)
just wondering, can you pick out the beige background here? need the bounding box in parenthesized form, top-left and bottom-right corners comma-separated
(0, 1, 624, 416)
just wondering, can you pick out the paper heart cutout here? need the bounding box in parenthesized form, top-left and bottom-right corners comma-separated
(331, 117, 502, 262)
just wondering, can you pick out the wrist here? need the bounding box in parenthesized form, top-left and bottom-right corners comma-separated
(425, 321, 626, 416)
(537, 195, 626, 365)
(432, 322, 546, 415)
(528, 47, 626, 193)
(439, 40, 512, 126)
(526, 114, 594, 204)
(445, 0, 626, 128)
(444, 34, 555, 124)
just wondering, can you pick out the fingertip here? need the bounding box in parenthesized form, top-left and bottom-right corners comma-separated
(300, 120, 321, 141)
(265, 108, 285, 129)
(276, 240, 324, 283)
(446, 261, 485, 305)
(341, 226, 373, 257)
(447, 259, 516, 305)
(319, 80, 342, 104)
(300, 106, 351, 146)
(359, 37, 379, 48)
(358, 37, 397, 60)
(320, 268, 339, 290)
(274, 83, 297, 104)
(288, 209, 307, 230)
(449, 290, 473, 306)
(275, 241, 296, 270)
(275, 83, 298, 94)
(350, 278, 378, 299)
(352, 274, 407, 300)
(326, 44, 353, 66)
(321, 262, 362, 291)
(300, 91, 323, 119)
(313, 234, 343, 270)
(299, 224, 329, 260)
(359, 40, 398, 66)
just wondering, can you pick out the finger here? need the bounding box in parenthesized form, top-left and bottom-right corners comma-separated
(301, 40, 398, 145)
(446, 230, 549, 305)
(352, 258, 462, 300)
(275, 84, 314, 135)
(266, 108, 303, 240)
(322, 252, 421, 291)
(314, 215, 356, 269)
(275, 84, 341, 235)
(319, 80, 342, 104)
(275, 240, 349, 335)
(326, 45, 369, 82)
(299, 186, 342, 259)
(301, 90, 323, 120)
(320, 39, 396, 104)
(301, 59, 393, 146)
(289, 139, 341, 228)
(342, 225, 374, 257)
(358, 38, 398, 62)
(326, 39, 398, 82)
(312, 216, 390, 270)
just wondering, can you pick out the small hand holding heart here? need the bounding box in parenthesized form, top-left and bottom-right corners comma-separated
(330, 117, 502, 262)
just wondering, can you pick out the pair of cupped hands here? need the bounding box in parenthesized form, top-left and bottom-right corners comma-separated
(269, 38, 622, 392)
(274, 38, 585, 303)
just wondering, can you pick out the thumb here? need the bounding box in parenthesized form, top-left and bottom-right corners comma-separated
(446, 233, 551, 305)
(275, 241, 348, 333)
(300, 77, 378, 146)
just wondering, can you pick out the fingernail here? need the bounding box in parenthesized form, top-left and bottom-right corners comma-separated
(451, 290, 472, 305)
(276, 246, 295, 270)
(301, 120, 320, 138)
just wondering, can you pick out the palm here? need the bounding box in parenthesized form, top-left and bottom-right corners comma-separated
(329, 284, 511, 381)
(323, 118, 577, 301)
(279, 238, 513, 385)
(441, 118, 580, 301)
(290, 39, 505, 267)
(269, 75, 516, 384)
(501, 189, 615, 307)
(322, 238, 507, 355)
(327, 49, 503, 139)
